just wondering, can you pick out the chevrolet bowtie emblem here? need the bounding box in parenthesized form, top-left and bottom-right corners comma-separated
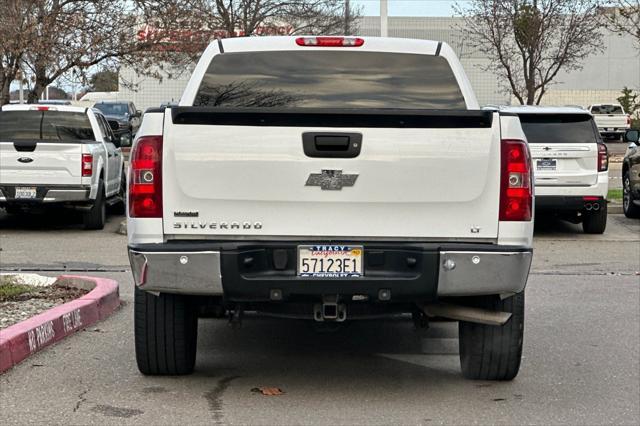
(306, 170, 358, 190)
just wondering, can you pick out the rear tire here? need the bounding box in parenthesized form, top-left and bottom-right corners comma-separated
(582, 203, 607, 234)
(459, 292, 524, 381)
(83, 180, 106, 230)
(134, 287, 198, 375)
(623, 172, 640, 218)
(110, 171, 126, 215)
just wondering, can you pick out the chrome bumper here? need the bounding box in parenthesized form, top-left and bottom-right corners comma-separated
(128, 250, 224, 295)
(43, 188, 90, 202)
(437, 251, 532, 296)
(128, 248, 532, 298)
(0, 186, 90, 203)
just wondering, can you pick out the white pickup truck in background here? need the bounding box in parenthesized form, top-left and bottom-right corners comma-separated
(0, 105, 125, 229)
(588, 103, 630, 140)
(127, 36, 534, 380)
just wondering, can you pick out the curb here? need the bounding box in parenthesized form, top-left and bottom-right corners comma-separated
(0, 275, 120, 374)
(608, 202, 623, 215)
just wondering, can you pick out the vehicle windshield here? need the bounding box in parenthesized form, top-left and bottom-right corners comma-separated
(194, 51, 467, 109)
(518, 114, 598, 144)
(590, 105, 624, 114)
(94, 103, 129, 116)
(0, 110, 95, 141)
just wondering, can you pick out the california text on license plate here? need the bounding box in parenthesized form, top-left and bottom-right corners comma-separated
(297, 245, 363, 278)
(15, 187, 37, 199)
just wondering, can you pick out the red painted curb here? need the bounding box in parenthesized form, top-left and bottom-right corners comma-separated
(0, 275, 120, 374)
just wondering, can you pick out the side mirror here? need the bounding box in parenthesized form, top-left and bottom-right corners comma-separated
(136, 110, 142, 117)
(624, 129, 640, 145)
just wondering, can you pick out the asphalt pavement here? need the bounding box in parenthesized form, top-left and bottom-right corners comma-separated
(0, 209, 638, 425)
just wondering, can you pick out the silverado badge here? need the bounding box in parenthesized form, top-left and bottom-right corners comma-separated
(306, 170, 358, 190)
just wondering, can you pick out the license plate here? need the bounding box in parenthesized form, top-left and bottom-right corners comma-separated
(297, 245, 363, 278)
(537, 159, 556, 171)
(15, 187, 36, 199)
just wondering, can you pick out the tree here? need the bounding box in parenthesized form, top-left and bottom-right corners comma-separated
(87, 69, 119, 92)
(603, 1, 640, 46)
(0, 0, 38, 105)
(7, 0, 202, 104)
(456, 0, 606, 105)
(617, 86, 640, 117)
(194, 0, 361, 42)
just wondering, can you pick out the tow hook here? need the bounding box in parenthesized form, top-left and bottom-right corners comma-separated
(314, 295, 347, 322)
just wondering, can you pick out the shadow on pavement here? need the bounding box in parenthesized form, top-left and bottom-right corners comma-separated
(0, 207, 124, 231)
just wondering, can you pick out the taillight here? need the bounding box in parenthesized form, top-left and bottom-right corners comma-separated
(626, 115, 631, 125)
(295, 36, 364, 47)
(129, 135, 163, 218)
(500, 139, 532, 221)
(81, 154, 93, 177)
(597, 143, 608, 172)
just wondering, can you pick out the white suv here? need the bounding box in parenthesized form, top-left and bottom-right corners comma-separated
(501, 106, 608, 234)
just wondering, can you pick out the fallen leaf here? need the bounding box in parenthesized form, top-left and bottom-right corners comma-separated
(251, 387, 284, 396)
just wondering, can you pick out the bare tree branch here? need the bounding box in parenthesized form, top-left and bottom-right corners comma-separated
(456, 0, 606, 105)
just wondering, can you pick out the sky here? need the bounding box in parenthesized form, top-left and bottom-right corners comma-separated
(353, 0, 461, 17)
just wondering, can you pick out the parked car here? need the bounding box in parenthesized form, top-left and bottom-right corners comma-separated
(93, 101, 141, 146)
(127, 36, 534, 380)
(500, 106, 608, 233)
(622, 129, 640, 218)
(588, 103, 630, 141)
(0, 104, 125, 229)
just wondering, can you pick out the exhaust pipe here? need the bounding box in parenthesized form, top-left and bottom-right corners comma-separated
(585, 203, 593, 211)
(421, 302, 512, 326)
(592, 203, 600, 211)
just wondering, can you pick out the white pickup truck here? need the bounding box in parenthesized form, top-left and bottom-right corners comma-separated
(0, 104, 125, 229)
(127, 36, 534, 380)
(588, 103, 630, 140)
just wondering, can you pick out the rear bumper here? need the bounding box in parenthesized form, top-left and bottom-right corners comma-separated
(128, 242, 532, 301)
(535, 172, 608, 199)
(0, 185, 91, 204)
(598, 127, 628, 135)
(536, 195, 605, 212)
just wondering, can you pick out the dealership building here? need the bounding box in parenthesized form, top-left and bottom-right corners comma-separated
(118, 16, 640, 111)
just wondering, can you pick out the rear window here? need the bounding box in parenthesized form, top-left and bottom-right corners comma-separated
(590, 105, 624, 114)
(519, 114, 599, 144)
(194, 51, 466, 109)
(0, 110, 95, 141)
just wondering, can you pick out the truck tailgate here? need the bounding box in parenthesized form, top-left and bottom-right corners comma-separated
(0, 142, 83, 185)
(594, 115, 626, 128)
(162, 109, 501, 240)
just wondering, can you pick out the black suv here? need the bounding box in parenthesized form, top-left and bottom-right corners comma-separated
(623, 129, 640, 218)
(93, 101, 141, 145)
